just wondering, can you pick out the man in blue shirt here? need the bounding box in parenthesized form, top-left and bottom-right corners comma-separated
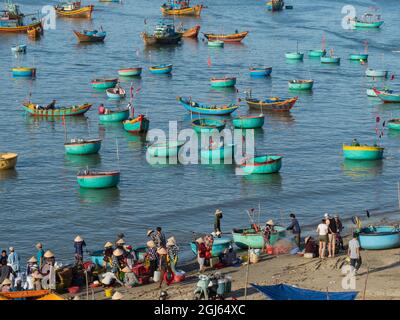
(286, 213, 301, 248)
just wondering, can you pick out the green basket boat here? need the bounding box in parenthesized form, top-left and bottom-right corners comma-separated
(123, 115, 150, 133)
(99, 108, 130, 123)
(200, 144, 234, 163)
(240, 155, 282, 174)
(232, 114, 264, 129)
(208, 40, 224, 48)
(91, 78, 118, 90)
(64, 138, 102, 155)
(308, 49, 326, 58)
(191, 119, 226, 133)
(288, 79, 314, 91)
(77, 170, 120, 189)
(349, 53, 368, 61)
(321, 55, 340, 64)
(387, 119, 400, 130)
(117, 67, 142, 77)
(147, 140, 186, 157)
(285, 52, 304, 60)
(342, 144, 384, 160)
(232, 226, 286, 249)
(210, 77, 236, 88)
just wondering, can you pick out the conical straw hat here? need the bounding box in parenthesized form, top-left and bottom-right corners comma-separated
(1, 279, 11, 286)
(116, 238, 125, 245)
(113, 248, 124, 257)
(266, 220, 274, 226)
(112, 291, 124, 300)
(104, 242, 113, 248)
(146, 240, 155, 248)
(74, 235, 83, 242)
(157, 247, 167, 255)
(44, 250, 54, 258)
(28, 256, 37, 263)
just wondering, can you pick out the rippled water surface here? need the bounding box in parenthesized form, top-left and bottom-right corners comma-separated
(1, 0, 400, 262)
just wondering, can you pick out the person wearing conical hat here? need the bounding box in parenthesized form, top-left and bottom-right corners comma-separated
(124, 245, 137, 270)
(147, 229, 156, 242)
(35, 242, 45, 269)
(41, 250, 56, 277)
(102, 242, 114, 271)
(156, 247, 170, 289)
(74, 235, 87, 266)
(26, 256, 38, 276)
(0, 259, 16, 289)
(146, 240, 158, 277)
(111, 248, 125, 275)
(154, 227, 166, 249)
(112, 291, 124, 300)
(115, 234, 125, 249)
(166, 237, 179, 274)
(263, 220, 275, 247)
(214, 209, 223, 237)
(196, 237, 207, 273)
(31, 270, 43, 290)
(1, 278, 12, 292)
(122, 266, 139, 287)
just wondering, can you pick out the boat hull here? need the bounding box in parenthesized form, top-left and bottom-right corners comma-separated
(77, 172, 120, 189)
(91, 79, 118, 89)
(249, 67, 272, 77)
(388, 119, 400, 130)
(99, 109, 129, 122)
(178, 97, 239, 115)
(123, 116, 150, 133)
(191, 119, 226, 133)
(342, 145, 384, 160)
(358, 226, 400, 250)
(321, 56, 340, 64)
(210, 78, 236, 88)
(355, 21, 384, 28)
(200, 144, 234, 162)
(106, 88, 126, 100)
(141, 32, 182, 46)
(232, 226, 286, 249)
(64, 140, 102, 155)
(149, 65, 173, 74)
(349, 53, 368, 61)
(55, 5, 94, 18)
(365, 69, 387, 78)
(22, 103, 92, 116)
(0, 153, 18, 170)
(73, 30, 105, 42)
(240, 155, 282, 174)
(0, 21, 42, 33)
(118, 68, 142, 77)
(288, 80, 314, 90)
(161, 5, 203, 16)
(179, 25, 200, 38)
(12, 67, 36, 77)
(232, 115, 264, 129)
(246, 97, 298, 112)
(308, 50, 326, 57)
(204, 31, 249, 43)
(190, 237, 232, 257)
(285, 52, 304, 60)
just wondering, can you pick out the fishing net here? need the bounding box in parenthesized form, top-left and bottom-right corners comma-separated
(272, 239, 294, 255)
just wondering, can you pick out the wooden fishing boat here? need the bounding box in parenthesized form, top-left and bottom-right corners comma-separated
(177, 96, 239, 116)
(387, 119, 400, 130)
(73, 29, 106, 42)
(55, 3, 94, 19)
(321, 55, 340, 64)
(366, 87, 392, 97)
(246, 96, 298, 112)
(177, 24, 200, 38)
(210, 77, 236, 88)
(342, 144, 384, 160)
(288, 79, 314, 91)
(27, 25, 41, 39)
(285, 52, 303, 60)
(191, 119, 226, 133)
(141, 20, 182, 46)
(203, 31, 249, 43)
(118, 67, 142, 77)
(207, 40, 224, 47)
(249, 66, 272, 77)
(147, 140, 186, 157)
(266, 0, 284, 11)
(373, 88, 400, 103)
(64, 138, 102, 155)
(22, 102, 92, 116)
(161, 2, 203, 16)
(99, 108, 129, 122)
(349, 53, 368, 61)
(123, 114, 150, 133)
(106, 87, 126, 100)
(12, 67, 36, 77)
(308, 49, 326, 58)
(91, 78, 118, 89)
(365, 69, 388, 78)
(11, 44, 26, 53)
(232, 114, 265, 129)
(149, 64, 173, 74)
(0, 1, 42, 33)
(239, 155, 282, 174)
(200, 144, 234, 162)
(0, 290, 65, 300)
(353, 12, 384, 28)
(0, 20, 41, 33)
(77, 170, 120, 189)
(190, 237, 232, 257)
(357, 226, 400, 250)
(0, 153, 18, 170)
(232, 226, 286, 249)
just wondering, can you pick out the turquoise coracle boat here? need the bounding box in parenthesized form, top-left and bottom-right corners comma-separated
(321, 55, 340, 64)
(285, 52, 304, 60)
(118, 67, 142, 77)
(99, 108, 130, 122)
(387, 119, 400, 130)
(288, 79, 314, 90)
(149, 64, 173, 74)
(77, 170, 120, 189)
(190, 237, 232, 257)
(147, 140, 186, 157)
(308, 49, 326, 58)
(349, 53, 368, 61)
(357, 226, 400, 250)
(232, 226, 286, 249)
(232, 114, 264, 129)
(91, 78, 118, 90)
(240, 155, 282, 174)
(200, 144, 234, 162)
(64, 138, 102, 155)
(192, 119, 226, 133)
(342, 144, 384, 160)
(249, 67, 272, 77)
(210, 77, 236, 88)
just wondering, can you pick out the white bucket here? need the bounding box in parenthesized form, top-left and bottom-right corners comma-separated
(153, 271, 161, 282)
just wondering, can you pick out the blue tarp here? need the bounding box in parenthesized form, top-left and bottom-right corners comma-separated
(251, 283, 358, 300)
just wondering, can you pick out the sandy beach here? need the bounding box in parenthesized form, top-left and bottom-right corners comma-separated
(64, 228, 400, 300)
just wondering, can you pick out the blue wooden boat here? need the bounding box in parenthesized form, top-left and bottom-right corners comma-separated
(64, 138, 102, 155)
(99, 108, 130, 122)
(239, 155, 282, 174)
(149, 64, 173, 74)
(232, 226, 286, 249)
(147, 140, 186, 157)
(232, 114, 264, 129)
(308, 49, 326, 58)
(190, 237, 232, 257)
(12, 67, 36, 77)
(177, 96, 239, 116)
(342, 144, 384, 160)
(357, 226, 400, 250)
(90, 246, 147, 267)
(249, 66, 272, 77)
(11, 44, 26, 53)
(200, 144, 235, 162)
(321, 55, 340, 64)
(252, 284, 358, 300)
(77, 170, 120, 189)
(191, 119, 226, 133)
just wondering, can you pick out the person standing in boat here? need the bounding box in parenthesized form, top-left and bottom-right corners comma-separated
(73, 235, 86, 265)
(36, 243, 45, 269)
(352, 138, 360, 146)
(214, 209, 223, 237)
(154, 227, 167, 248)
(286, 213, 301, 249)
(103, 242, 114, 270)
(166, 237, 179, 274)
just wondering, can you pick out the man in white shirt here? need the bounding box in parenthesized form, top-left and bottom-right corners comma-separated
(348, 233, 361, 275)
(316, 219, 329, 258)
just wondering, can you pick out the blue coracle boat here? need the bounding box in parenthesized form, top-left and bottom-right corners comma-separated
(251, 284, 358, 300)
(149, 64, 173, 74)
(190, 237, 232, 257)
(177, 96, 239, 116)
(357, 226, 400, 250)
(249, 66, 272, 77)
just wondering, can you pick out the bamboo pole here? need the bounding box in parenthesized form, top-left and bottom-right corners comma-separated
(244, 246, 251, 300)
(363, 267, 369, 300)
(397, 182, 400, 209)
